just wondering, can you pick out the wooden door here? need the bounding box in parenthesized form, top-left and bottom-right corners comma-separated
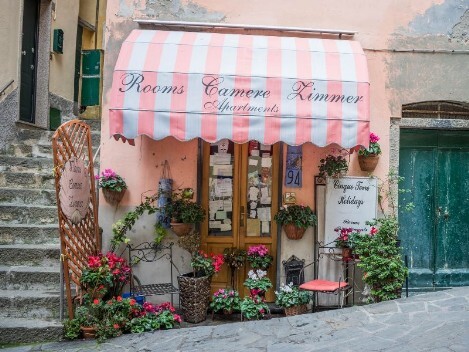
(399, 129, 469, 288)
(20, 0, 39, 123)
(201, 140, 279, 301)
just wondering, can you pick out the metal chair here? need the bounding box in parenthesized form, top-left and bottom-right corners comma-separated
(299, 241, 353, 312)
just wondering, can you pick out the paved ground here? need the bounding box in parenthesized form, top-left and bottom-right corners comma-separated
(4, 286, 469, 352)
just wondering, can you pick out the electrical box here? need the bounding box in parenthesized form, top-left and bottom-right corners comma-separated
(53, 29, 64, 54)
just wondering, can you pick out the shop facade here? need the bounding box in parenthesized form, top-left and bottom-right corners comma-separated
(98, 0, 469, 299)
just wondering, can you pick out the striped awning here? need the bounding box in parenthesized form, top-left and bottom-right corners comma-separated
(109, 29, 370, 147)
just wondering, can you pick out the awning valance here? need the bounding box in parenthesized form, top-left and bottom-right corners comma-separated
(109, 29, 370, 147)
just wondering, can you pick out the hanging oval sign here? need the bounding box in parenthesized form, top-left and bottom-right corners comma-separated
(59, 157, 91, 224)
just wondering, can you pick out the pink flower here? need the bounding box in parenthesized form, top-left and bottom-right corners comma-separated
(113, 323, 120, 329)
(117, 296, 122, 302)
(93, 299, 99, 305)
(173, 314, 182, 323)
(370, 132, 380, 144)
(370, 227, 378, 236)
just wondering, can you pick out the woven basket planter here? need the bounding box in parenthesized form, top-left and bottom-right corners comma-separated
(283, 224, 306, 240)
(177, 273, 212, 323)
(170, 222, 194, 237)
(358, 154, 379, 172)
(102, 188, 126, 205)
(284, 304, 308, 317)
(81, 326, 97, 339)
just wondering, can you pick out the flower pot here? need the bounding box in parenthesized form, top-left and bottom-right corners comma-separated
(102, 188, 126, 205)
(81, 326, 97, 339)
(283, 224, 306, 240)
(170, 222, 194, 237)
(177, 273, 212, 323)
(284, 304, 307, 317)
(358, 154, 379, 172)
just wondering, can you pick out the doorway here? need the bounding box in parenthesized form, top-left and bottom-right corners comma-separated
(20, 0, 39, 123)
(201, 140, 279, 301)
(399, 129, 469, 288)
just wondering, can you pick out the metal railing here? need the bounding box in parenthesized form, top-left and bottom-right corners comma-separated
(0, 79, 14, 97)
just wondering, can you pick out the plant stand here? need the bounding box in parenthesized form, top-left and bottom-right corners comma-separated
(177, 273, 211, 323)
(283, 224, 306, 240)
(102, 188, 126, 205)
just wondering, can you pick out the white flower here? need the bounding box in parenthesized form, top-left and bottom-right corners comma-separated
(248, 270, 257, 280)
(256, 269, 267, 279)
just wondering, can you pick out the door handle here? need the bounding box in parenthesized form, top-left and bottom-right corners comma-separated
(437, 206, 442, 216)
(240, 206, 245, 227)
(22, 51, 26, 56)
(30, 65, 34, 70)
(443, 208, 449, 220)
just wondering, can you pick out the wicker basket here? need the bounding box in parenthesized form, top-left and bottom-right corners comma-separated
(177, 273, 212, 323)
(81, 326, 97, 339)
(283, 224, 306, 240)
(284, 304, 308, 317)
(102, 188, 126, 205)
(358, 154, 379, 172)
(170, 222, 194, 237)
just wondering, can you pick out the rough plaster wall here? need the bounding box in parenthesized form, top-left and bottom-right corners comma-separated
(49, 92, 75, 122)
(0, 0, 20, 88)
(0, 89, 19, 150)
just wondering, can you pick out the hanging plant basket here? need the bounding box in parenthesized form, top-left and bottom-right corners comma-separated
(177, 273, 212, 323)
(170, 222, 194, 237)
(102, 188, 126, 205)
(283, 224, 306, 240)
(358, 154, 379, 172)
(341, 247, 353, 261)
(284, 304, 308, 317)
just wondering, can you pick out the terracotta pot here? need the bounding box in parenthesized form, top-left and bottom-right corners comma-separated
(283, 224, 306, 240)
(170, 222, 194, 237)
(177, 273, 212, 323)
(284, 304, 308, 317)
(81, 326, 97, 339)
(102, 188, 126, 205)
(358, 154, 379, 172)
(342, 247, 353, 261)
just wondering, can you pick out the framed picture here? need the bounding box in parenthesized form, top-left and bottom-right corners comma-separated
(283, 192, 297, 204)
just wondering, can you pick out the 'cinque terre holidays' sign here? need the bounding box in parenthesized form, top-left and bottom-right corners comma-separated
(324, 177, 378, 244)
(59, 157, 91, 224)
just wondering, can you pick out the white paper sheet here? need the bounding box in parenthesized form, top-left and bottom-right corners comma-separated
(249, 187, 260, 201)
(223, 199, 233, 211)
(261, 157, 272, 168)
(261, 221, 270, 234)
(250, 210, 257, 218)
(215, 179, 232, 197)
(257, 207, 271, 221)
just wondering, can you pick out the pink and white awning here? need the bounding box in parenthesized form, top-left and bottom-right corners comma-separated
(109, 29, 370, 147)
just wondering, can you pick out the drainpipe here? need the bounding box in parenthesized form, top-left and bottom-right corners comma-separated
(94, 0, 99, 50)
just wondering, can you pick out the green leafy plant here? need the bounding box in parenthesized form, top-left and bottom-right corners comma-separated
(130, 302, 181, 333)
(191, 250, 224, 277)
(223, 247, 246, 270)
(318, 151, 349, 178)
(243, 269, 273, 292)
(246, 244, 273, 270)
(274, 205, 317, 229)
(166, 193, 205, 224)
(358, 132, 382, 157)
(209, 288, 241, 313)
(274, 283, 310, 308)
(240, 296, 269, 320)
(95, 168, 127, 192)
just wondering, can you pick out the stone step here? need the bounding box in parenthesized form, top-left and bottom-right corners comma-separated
(0, 224, 59, 245)
(0, 289, 61, 320)
(0, 204, 58, 225)
(0, 142, 100, 159)
(0, 188, 57, 206)
(0, 245, 60, 266)
(0, 171, 55, 189)
(0, 155, 54, 173)
(0, 317, 63, 344)
(0, 265, 60, 290)
(18, 126, 101, 146)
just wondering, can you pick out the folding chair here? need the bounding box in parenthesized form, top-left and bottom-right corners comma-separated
(299, 241, 353, 312)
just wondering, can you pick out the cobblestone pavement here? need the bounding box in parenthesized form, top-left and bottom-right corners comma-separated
(5, 286, 469, 352)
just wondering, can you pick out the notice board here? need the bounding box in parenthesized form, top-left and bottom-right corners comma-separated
(324, 177, 378, 244)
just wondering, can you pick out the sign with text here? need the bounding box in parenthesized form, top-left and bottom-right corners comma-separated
(324, 177, 378, 244)
(59, 157, 91, 224)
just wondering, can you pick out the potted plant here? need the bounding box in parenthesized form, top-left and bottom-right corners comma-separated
(353, 217, 408, 302)
(177, 237, 225, 323)
(209, 288, 241, 315)
(318, 150, 349, 178)
(166, 193, 206, 236)
(275, 283, 310, 316)
(223, 247, 246, 289)
(358, 132, 382, 172)
(96, 168, 127, 205)
(240, 295, 270, 321)
(243, 269, 273, 298)
(246, 244, 273, 270)
(274, 205, 317, 240)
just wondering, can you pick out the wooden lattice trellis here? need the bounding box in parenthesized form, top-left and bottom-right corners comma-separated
(52, 120, 100, 318)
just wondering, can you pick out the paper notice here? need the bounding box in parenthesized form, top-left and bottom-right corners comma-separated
(212, 153, 232, 165)
(251, 150, 260, 157)
(213, 165, 233, 177)
(257, 207, 271, 221)
(250, 201, 258, 209)
(220, 224, 232, 231)
(261, 157, 272, 168)
(210, 200, 224, 211)
(249, 158, 259, 166)
(223, 199, 233, 211)
(215, 178, 232, 197)
(261, 221, 270, 234)
(260, 144, 270, 151)
(249, 187, 260, 201)
(216, 211, 227, 220)
(209, 221, 221, 228)
(247, 219, 261, 236)
(224, 218, 232, 225)
(250, 210, 257, 218)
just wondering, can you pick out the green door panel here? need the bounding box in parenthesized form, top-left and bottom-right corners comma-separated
(399, 145, 436, 287)
(81, 50, 101, 106)
(435, 149, 469, 286)
(400, 129, 469, 288)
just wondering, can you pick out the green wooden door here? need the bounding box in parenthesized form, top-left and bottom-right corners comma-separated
(19, 0, 39, 123)
(399, 130, 469, 287)
(81, 50, 101, 106)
